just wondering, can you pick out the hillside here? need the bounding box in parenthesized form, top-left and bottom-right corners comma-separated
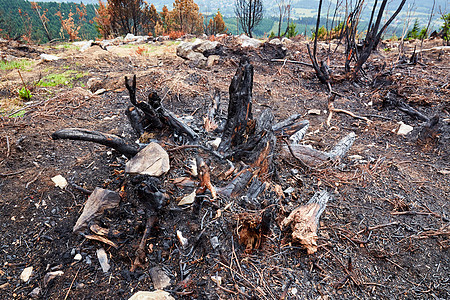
(0, 34, 449, 299)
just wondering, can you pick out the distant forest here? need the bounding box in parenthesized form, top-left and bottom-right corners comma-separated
(0, 0, 98, 43)
(0, 0, 414, 44)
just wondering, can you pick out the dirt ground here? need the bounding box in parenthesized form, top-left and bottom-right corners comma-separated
(0, 36, 449, 299)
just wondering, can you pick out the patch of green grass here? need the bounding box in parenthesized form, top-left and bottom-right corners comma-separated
(9, 109, 26, 118)
(37, 70, 89, 88)
(55, 43, 80, 51)
(0, 60, 33, 71)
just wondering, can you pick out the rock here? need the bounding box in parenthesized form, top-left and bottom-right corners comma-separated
(96, 248, 110, 273)
(149, 267, 171, 290)
(283, 187, 295, 194)
(40, 54, 60, 61)
(206, 55, 220, 67)
(210, 236, 220, 249)
(206, 137, 221, 150)
(128, 290, 175, 300)
(51, 175, 68, 189)
(192, 40, 218, 53)
(73, 188, 120, 232)
(237, 34, 263, 48)
(281, 37, 292, 44)
(176, 230, 188, 248)
(43, 271, 63, 287)
(125, 142, 170, 177)
(20, 266, 33, 282)
(308, 109, 321, 115)
(74, 253, 82, 261)
(178, 190, 196, 206)
(211, 275, 222, 285)
(79, 40, 93, 52)
(268, 38, 282, 45)
(395, 122, 414, 135)
(29, 287, 41, 298)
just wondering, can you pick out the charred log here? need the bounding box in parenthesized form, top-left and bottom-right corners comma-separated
(52, 128, 139, 157)
(384, 92, 429, 122)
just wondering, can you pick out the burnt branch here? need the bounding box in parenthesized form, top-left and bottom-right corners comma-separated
(52, 128, 139, 157)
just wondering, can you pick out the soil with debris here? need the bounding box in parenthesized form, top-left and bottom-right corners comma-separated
(0, 36, 449, 299)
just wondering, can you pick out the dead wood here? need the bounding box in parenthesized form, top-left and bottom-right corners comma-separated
(130, 215, 157, 272)
(281, 190, 331, 254)
(73, 188, 120, 233)
(272, 113, 303, 132)
(282, 132, 356, 167)
(217, 169, 253, 198)
(204, 89, 221, 132)
(196, 156, 217, 199)
(384, 92, 429, 122)
(218, 56, 254, 152)
(52, 128, 139, 157)
(125, 75, 198, 141)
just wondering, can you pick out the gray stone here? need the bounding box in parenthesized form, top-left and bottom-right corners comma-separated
(128, 291, 175, 300)
(192, 40, 218, 53)
(207, 55, 220, 67)
(149, 267, 171, 290)
(268, 38, 282, 45)
(40, 54, 60, 61)
(237, 34, 262, 48)
(125, 142, 170, 177)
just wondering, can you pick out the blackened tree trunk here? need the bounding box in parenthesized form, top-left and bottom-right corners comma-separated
(218, 56, 254, 152)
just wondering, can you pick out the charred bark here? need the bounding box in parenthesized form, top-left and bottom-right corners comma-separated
(52, 128, 139, 157)
(125, 75, 198, 141)
(218, 56, 254, 152)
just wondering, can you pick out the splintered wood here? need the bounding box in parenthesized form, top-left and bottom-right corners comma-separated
(281, 190, 331, 254)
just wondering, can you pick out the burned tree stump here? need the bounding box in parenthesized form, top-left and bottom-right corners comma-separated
(125, 75, 198, 141)
(218, 57, 276, 176)
(218, 56, 254, 152)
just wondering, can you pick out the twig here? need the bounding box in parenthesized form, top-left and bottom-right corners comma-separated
(26, 169, 44, 189)
(357, 222, 399, 235)
(283, 138, 313, 170)
(64, 266, 81, 300)
(6, 136, 10, 158)
(271, 59, 314, 68)
(0, 170, 25, 177)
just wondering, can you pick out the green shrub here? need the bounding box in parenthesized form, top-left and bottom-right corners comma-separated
(18, 87, 31, 100)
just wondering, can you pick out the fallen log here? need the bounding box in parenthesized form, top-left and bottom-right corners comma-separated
(384, 92, 429, 122)
(52, 128, 139, 157)
(281, 190, 331, 254)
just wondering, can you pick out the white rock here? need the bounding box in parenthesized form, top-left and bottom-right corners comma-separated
(211, 275, 222, 285)
(281, 37, 292, 44)
(79, 40, 93, 52)
(176, 230, 188, 248)
(43, 271, 63, 286)
(51, 175, 68, 189)
(268, 38, 282, 45)
(207, 137, 221, 150)
(125, 142, 170, 177)
(74, 253, 82, 261)
(40, 54, 60, 61)
(20, 266, 33, 282)
(348, 155, 364, 160)
(207, 55, 220, 67)
(29, 287, 41, 298)
(128, 290, 175, 300)
(237, 34, 263, 48)
(395, 122, 413, 135)
(308, 109, 321, 115)
(96, 248, 110, 273)
(178, 190, 196, 206)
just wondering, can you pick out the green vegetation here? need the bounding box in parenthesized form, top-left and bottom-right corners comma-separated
(406, 20, 428, 40)
(0, 59, 33, 71)
(37, 70, 88, 88)
(286, 22, 298, 38)
(0, 0, 98, 43)
(18, 86, 31, 100)
(9, 109, 26, 118)
(442, 13, 450, 44)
